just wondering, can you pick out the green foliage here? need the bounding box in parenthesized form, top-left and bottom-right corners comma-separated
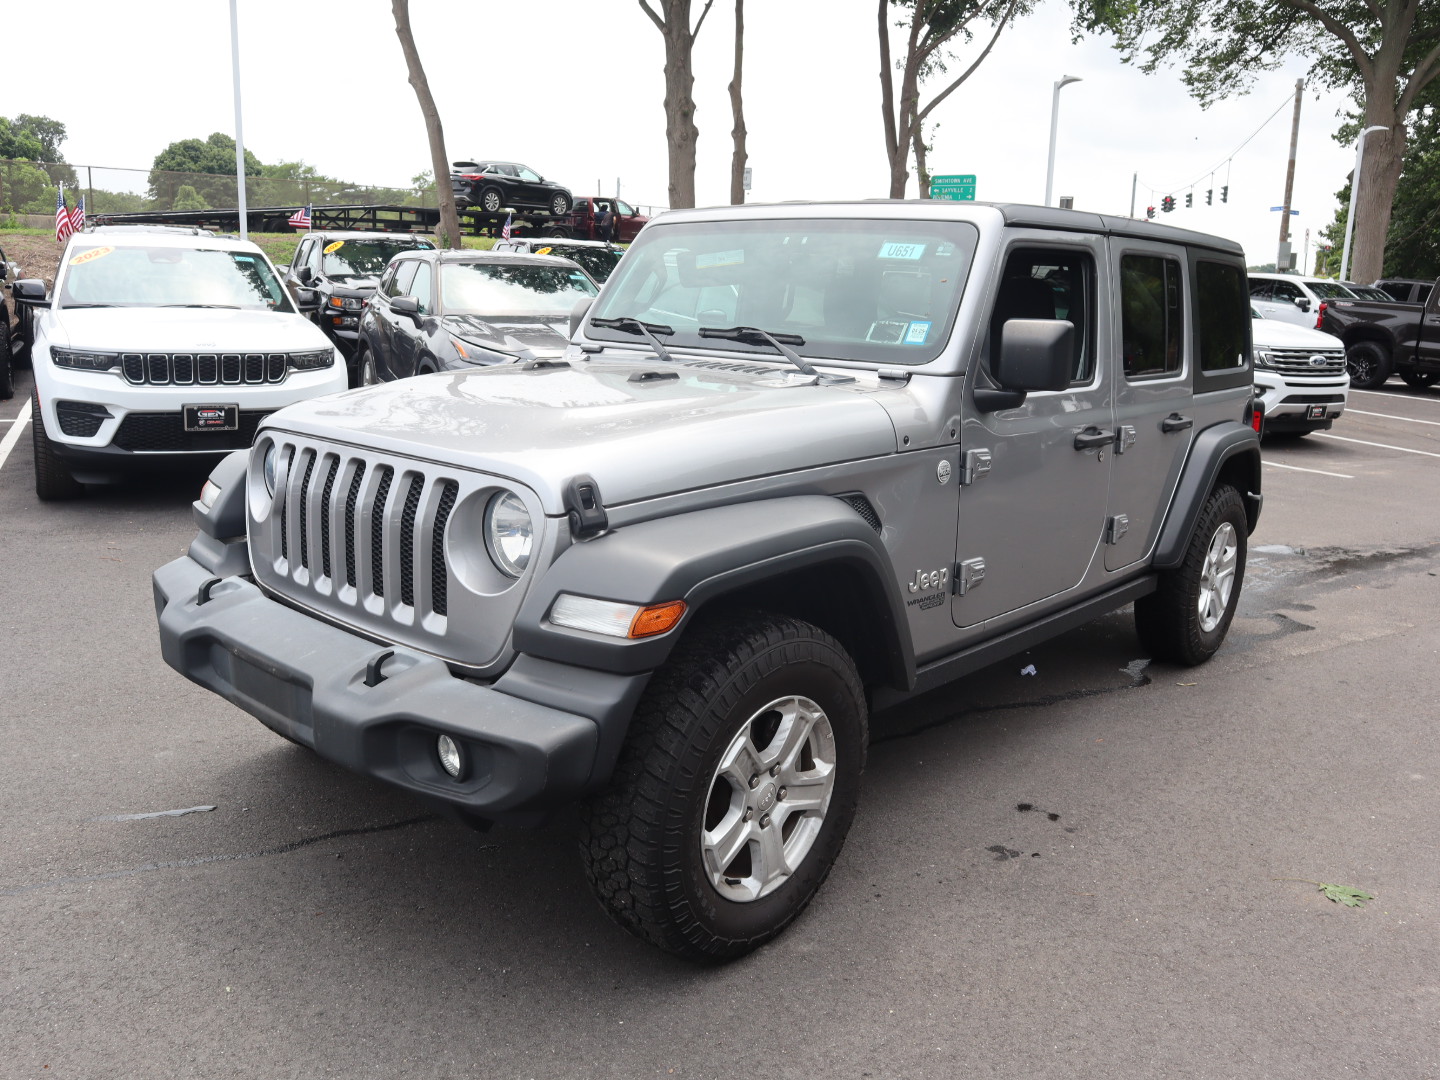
(152, 133, 262, 177)
(1319, 883, 1374, 907)
(172, 185, 211, 212)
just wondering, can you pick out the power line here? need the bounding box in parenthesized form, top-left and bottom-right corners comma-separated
(1137, 90, 1296, 198)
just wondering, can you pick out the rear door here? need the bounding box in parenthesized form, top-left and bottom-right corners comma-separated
(953, 236, 1113, 627)
(1105, 241, 1193, 571)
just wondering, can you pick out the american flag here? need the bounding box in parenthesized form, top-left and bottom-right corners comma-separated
(69, 195, 86, 235)
(501, 212, 513, 241)
(288, 204, 312, 229)
(56, 185, 76, 243)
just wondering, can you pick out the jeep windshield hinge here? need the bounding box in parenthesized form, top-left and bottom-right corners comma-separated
(954, 557, 986, 595)
(564, 475, 609, 539)
(961, 448, 992, 485)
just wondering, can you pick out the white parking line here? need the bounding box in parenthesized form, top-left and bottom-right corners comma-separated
(1313, 432, 1440, 458)
(1350, 388, 1440, 404)
(1347, 408, 1440, 427)
(0, 397, 31, 471)
(1263, 460, 1354, 479)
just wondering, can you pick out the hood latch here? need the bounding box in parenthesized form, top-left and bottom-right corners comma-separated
(564, 474, 609, 539)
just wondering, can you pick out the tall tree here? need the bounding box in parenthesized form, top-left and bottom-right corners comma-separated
(879, 0, 1026, 199)
(640, 0, 715, 209)
(1085, 0, 1440, 284)
(148, 133, 261, 208)
(729, 0, 748, 205)
(392, 0, 463, 249)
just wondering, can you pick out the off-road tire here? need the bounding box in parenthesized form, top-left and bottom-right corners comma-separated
(31, 391, 84, 501)
(1135, 484, 1247, 665)
(580, 611, 867, 963)
(1346, 341, 1392, 389)
(549, 192, 571, 217)
(1399, 370, 1439, 390)
(479, 187, 504, 214)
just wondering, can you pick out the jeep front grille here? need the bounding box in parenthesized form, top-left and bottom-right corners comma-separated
(1264, 348, 1346, 375)
(120, 352, 290, 386)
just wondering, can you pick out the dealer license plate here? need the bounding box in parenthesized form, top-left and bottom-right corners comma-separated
(184, 404, 239, 432)
(1306, 404, 1328, 420)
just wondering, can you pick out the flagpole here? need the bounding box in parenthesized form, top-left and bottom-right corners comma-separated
(229, 0, 248, 240)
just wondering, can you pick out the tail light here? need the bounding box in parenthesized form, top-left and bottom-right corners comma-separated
(1315, 300, 1327, 330)
(457, 173, 484, 180)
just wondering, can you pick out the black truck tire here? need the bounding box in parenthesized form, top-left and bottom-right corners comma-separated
(0, 315, 13, 400)
(1399, 370, 1439, 389)
(31, 391, 84, 501)
(580, 611, 867, 963)
(1346, 341, 1392, 390)
(1135, 484, 1247, 666)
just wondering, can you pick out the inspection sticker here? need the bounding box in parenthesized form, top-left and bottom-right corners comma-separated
(323, 240, 345, 254)
(696, 249, 745, 269)
(878, 241, 925, 260)
(69, 246, 114, 266)
(904, 320, 932, 344)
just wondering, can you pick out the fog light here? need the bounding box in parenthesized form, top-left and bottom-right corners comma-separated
(436, 734, 464, 778)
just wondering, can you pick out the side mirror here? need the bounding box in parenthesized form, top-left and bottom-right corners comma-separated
(293, 287, 322, 313)
(1293, 296, 1311, 312)
(12, 279, 48, 305)
(391, 296, 421, 320)
(296, 266, 314, 285)
(569, 297, 594, 339)
(977, 319, 1074, 411)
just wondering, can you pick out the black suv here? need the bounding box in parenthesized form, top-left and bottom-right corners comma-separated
(284, 231, 436, 378)
(450, 161, 573, 217)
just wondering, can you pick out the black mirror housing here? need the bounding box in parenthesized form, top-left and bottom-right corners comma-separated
(296, 266, 314, 285)
(994, 319, 1075, 392)
(293, 287, 322, 313)
(391, 296, 421, 319)
(12, 279, 48, 304)
(1293, 296, 1310, 312)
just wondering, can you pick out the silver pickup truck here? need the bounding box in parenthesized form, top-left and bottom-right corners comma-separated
(154, 201, 1261, 962)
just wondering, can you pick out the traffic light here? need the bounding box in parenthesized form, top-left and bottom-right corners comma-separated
(1185, 192, 1193, 208)
(1221, 186, 1229, 203)
(1146, 205, 1156, 220)
(1206, 189, 1213, 205)
(1161, 195, 1175, 213)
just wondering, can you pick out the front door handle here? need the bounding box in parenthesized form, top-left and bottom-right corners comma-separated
(1073, 426, 1115, 450)
(1161, 413, 1194, 433)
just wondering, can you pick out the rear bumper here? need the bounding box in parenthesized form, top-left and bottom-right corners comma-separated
(153, 554, 611, 819)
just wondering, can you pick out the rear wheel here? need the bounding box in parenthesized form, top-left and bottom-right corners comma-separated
(479, 187, 504, 214)
(31, 391, 84, 501)
(1399, 370, 1439, 389)
(1135, 484, 1246, 665)
(580, 611, 867, 963)
(1345, 341, 1392, 389)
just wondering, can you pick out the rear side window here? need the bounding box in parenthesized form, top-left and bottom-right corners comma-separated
(1194, 261, 1249, 372)
(989, 247, 1095, 384)
(1120, 255, 1184, 378)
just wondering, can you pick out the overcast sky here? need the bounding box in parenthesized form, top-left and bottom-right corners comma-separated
(7, 0, 1361, 271)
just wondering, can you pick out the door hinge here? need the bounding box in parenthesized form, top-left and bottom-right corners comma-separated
(954, 557, 986, 595)
(1106, 514, 1130, 545)
(961, 448, 992, 485)
(1116, 425, 1137, 453)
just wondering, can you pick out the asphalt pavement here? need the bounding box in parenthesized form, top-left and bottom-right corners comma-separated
(2, 366, 1436, 1079)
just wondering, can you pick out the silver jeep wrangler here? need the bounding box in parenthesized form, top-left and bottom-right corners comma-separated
(154, 201, 1261, 962)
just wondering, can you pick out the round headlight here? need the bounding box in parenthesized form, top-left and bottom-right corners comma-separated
(485, 491, 533, 578)
(262, 444, 279, 495)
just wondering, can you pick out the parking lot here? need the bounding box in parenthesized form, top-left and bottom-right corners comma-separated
(2, 362, 1437, 1079)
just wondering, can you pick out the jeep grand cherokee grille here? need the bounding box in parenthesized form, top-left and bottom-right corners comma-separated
(121, 352, 290, 386)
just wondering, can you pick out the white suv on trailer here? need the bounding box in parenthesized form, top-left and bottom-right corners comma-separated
(17, 231, 347, 499)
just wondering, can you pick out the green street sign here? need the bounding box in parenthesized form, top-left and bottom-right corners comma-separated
(930, 173, 976, 200)
(931, 189, 976, 201)
(930, 174, 976, 185)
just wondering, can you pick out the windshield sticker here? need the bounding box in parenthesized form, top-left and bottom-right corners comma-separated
(904, 320, 932, 345)
(234, 255, 255, 262)
(878, 242, 926, 260)
(696, 249, 745, 269)
(69, 246, 114, 266)
(536, 246, 553, 255)
(323, 240, 345, 254)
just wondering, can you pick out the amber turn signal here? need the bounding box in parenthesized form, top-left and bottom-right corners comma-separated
(629, 601, 687, 638)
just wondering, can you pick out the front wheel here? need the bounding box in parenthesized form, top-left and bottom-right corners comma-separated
(1399, 370, 1439, 389)
(1135, 484, 1247, 665)
(0, 316, 13, 400)
(357, 349, 380, 387)
(1346, 341, 1392, 389)
(31, 391, 84, 501)
(580, 612, 867, 963)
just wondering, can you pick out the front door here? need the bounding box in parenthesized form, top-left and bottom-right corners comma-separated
(953, 237, 1114, 628)
(1105, 242, 1194, 571)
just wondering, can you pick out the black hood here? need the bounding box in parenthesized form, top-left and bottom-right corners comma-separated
(442, 314, 570, 356)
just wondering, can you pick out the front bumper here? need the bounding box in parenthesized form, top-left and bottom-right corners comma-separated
(154, 554, 604, 818)
(1252, 372, 1347, 431)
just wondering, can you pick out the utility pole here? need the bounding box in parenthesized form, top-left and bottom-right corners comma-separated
(1129, 172, 1137, 218)
(1276, 78, 1302, 271)
(229, 0, 248, 239)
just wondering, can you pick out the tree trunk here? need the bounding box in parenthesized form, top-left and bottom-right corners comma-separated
(913, 118, 931, 198)
(641, 1, 713, 210)
(728, 0, 747, 205)
(1350, 119, 1405, 283)
(392, 0, 462, 249)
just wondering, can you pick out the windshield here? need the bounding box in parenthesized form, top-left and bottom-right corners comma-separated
(536, 244, 623, 281)
(588, 218, 979, 365)
(440, 262, 598, 317)
(1308, 281, 1359, 299)
(59, 244, 292, 311)
(323, 238, 432, 280)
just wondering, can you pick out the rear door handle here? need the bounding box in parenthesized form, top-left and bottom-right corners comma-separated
(1161, 413, 1194, 433)
(1073, 426, 1115, 450)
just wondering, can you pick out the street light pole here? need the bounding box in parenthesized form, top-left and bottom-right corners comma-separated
(229, 0, 248, 240)
(1044, 75, 1082, 208)
(1339, 124, 1388, 283)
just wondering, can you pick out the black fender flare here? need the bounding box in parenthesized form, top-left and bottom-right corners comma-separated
(512, 496, 915, 689)
(1153, 421, 1262, 570)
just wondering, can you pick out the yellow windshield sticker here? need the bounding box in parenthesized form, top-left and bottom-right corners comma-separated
(70, 246, 115, 266)
(323, 240, 345, 254)
(536, 246, 552, 255)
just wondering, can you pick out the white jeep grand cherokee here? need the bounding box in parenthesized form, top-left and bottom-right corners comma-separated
(19, 230, 347, 499)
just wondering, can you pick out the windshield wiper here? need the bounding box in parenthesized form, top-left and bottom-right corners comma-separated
(698, 325, 820, 379)
(58, 303, 119, 309)
(159, 303, 241, 309)
(590, 317, 677, 363)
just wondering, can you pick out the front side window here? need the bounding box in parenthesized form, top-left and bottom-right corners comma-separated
(517, 167, 542, 182)
(1195, 261, 1250, 372)
(440, 263, 598, 316)
(59, 245, 291, 311)
(1120, 254, 1184, 379)
(589, 218, 980, 366)
(615, 200, 636, 216)
(987, 247, 1094, 383)
(1271, 280, 1302, 302)
(386, 260, 419, 298)
(411, 263, 433, 314)
(1248, 280, 1273, 299)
